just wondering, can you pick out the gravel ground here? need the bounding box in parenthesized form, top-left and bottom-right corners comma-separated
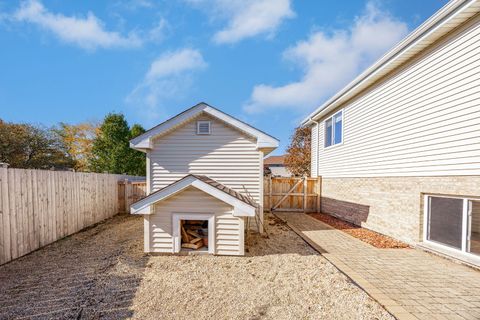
(0, 213, 393, 320)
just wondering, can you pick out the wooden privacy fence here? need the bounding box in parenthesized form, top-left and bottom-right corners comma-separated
(118, 180, 147, 213)
(264, 176, 321, 212)
(0, 167, 144, 265)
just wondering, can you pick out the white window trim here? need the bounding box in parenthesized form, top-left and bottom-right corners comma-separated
(172, 213, 215, 254)
(324, 109, 343, 149)
(196, 120, 211, 135)
(423, 194, 480, 264)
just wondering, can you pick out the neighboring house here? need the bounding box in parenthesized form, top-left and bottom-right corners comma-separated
(303, 0, 480, 266)
(264, 155, 291, 177)
(130, 103, 278, 256)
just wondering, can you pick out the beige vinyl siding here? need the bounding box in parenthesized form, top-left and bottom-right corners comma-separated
(311, 123, 318, 177)
(316, 15, 480, 178)
(216, 213, 244, 255)
(150, 114, 261, 203)
(148, 187, 243, 255)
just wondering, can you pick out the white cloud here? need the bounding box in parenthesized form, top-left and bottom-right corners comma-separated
(126, 49, 207, 122)
(145, 48, 206, 80)
(187, 0, 295, 44)
(244, 2, 409, 114)
(12, 0, 142, 50)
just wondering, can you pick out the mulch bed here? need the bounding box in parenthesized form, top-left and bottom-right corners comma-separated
(309, 213, 409, 249)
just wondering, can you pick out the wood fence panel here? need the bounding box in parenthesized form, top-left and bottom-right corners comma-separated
(0, 167, 144, 265)
(118, 180, 147, 214)
(264, 176, 321, 213)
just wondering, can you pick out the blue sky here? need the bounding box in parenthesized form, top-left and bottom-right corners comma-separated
(0, 0, 448, 153)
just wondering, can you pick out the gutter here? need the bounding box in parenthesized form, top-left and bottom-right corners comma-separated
(300, 0, 475, 125)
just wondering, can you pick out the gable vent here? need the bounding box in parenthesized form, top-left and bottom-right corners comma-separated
(196, 121, 211, 135)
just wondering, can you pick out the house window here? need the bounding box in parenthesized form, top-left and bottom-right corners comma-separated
(325, 110, 343, 147)
(424, 195, 480, 259)
(196, 121, 211, 135)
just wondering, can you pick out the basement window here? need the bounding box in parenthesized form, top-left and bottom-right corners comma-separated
(196, 121, 211, 135)
(325, 110, 343, 148)
(423, 195, 480, 264)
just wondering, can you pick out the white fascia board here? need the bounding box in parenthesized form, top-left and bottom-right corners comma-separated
(130, 102, 279, 151)
(300, 0, 477, 125)
(257, 140, 279, 149)
(190, 180, 256, 217)
(129, 104, 206, 150)
(234, 207, 255, 217)
(204, 106, 279, 149)
(129, 140, 151, 150)
(130, 175, 256, 217)
(130, 175, 197, 214)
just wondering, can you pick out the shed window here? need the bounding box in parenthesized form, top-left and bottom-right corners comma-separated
(325, 110, 343, 147)
(196, 121, 211, 135)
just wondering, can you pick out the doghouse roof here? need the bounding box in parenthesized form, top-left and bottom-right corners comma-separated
(130, 174, 257, 217)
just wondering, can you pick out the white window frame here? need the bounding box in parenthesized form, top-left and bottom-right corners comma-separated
(324, 110, 343, 149)
(172, 213, 215, 254)
(423, 194, 480, 265)
(196, 121, 211, 135)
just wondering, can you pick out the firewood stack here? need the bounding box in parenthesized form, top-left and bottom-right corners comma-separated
(180, 220, 208, 250)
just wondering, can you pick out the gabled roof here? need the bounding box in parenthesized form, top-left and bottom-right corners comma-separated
(302, 0, 480, 125)
(130, 174, 257, 217)
(130, 102, 279, 152)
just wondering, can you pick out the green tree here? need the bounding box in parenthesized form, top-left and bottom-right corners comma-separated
(89, 113, 146, 176)
(127, 124, 146, 176)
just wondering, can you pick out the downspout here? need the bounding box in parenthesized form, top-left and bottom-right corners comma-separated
(306, 117, 320, 178)
(311, 117, 321, 213)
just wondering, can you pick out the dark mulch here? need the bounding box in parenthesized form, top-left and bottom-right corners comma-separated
(309, 213, 409, 249)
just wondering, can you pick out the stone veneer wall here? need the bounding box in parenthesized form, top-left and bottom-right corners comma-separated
(320, 176, 480, 244)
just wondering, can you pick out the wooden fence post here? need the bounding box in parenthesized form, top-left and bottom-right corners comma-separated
(268, 175, 272, 212)
(316, 176, 322, 213)
(0, 166, 11, 265)
(125, 179, 133, 214)
(303, 177, 307, 211)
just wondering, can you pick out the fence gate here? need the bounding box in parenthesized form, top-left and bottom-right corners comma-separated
(264, 176, 321, 213)
(118, 180, 147, 213)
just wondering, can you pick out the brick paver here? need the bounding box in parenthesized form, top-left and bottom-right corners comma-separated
(275, 212, 480, 320)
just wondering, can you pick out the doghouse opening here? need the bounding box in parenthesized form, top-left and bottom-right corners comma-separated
(180, 220, 209, 252)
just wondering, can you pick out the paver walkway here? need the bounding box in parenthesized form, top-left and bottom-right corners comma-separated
(275, 212, 480, 320)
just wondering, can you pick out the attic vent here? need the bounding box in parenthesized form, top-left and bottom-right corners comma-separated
(196, 121, 211, 135)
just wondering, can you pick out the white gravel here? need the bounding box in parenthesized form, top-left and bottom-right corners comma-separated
(0, 213, 393, 320)
(130, 214, 393, 320)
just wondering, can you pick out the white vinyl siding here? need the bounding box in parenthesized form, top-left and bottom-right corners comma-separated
(150, 114, 262, 203)
(311, 123, 318, 177)
(216, 213, 244, 255)
(148, 187, 243, 255)
(316, 15, 480, 178)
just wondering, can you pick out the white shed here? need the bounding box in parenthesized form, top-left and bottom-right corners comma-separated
(130, 102, 278, 255)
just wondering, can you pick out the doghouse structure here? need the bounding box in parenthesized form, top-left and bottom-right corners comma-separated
(130, 103, 278, 255)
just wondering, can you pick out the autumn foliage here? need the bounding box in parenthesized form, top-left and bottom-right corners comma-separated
(56, 122, 99, 171)
(0, 113, 146, 175)
(284, 126, 311, 176)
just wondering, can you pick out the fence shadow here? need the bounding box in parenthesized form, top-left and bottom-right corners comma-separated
(0, 214, 148, 320)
